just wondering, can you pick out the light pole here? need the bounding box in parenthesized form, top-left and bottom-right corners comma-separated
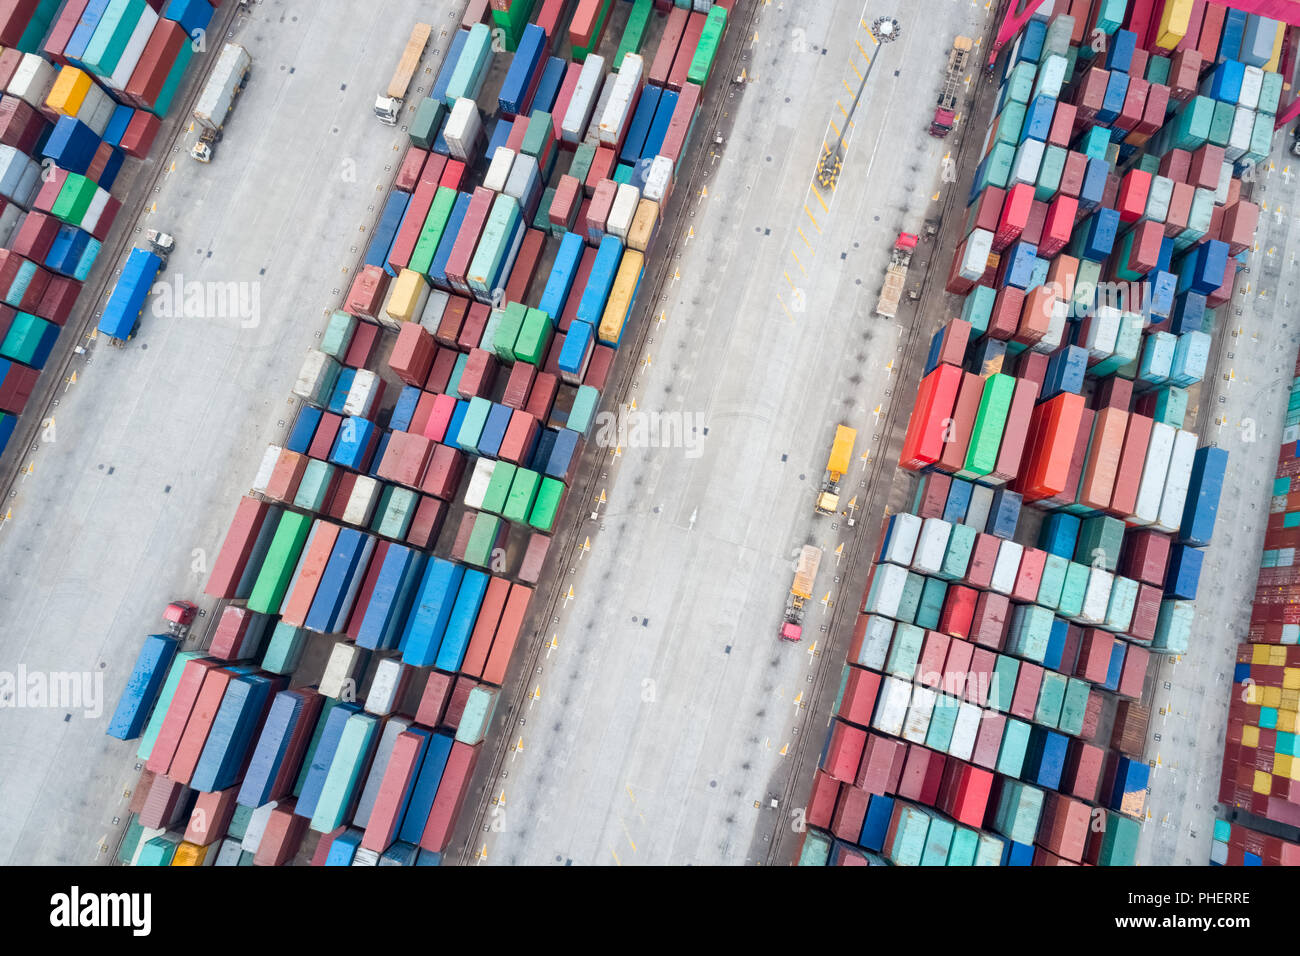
(817, 16, 901, 190)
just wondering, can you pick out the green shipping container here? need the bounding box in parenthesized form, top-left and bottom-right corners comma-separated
(1076, 515, 1125, 570)
(797, 830, 832, 866)
(947, 827, 980, 866)
(446, 352, 469, 396)
(262, 622, 308, 675)
(503, 467, 542, 523)
(136, 834, 179, 866)
(1036, 553, 1068, 609)
(996, 717, 1032, 776)
(568, 385, 600, 437)
(1, 311, 54, 365)
(920, 816, 954, 866)
(247, 512, 313, 613)
(493, 302, 527, 362)
(468, 194, 522, 297)
(135, 651, 201, 761)
(118, 815, 144, 864)
(482, 461, 517, 514)
(456, 396, 492, 453)
(529, 477, 564, 532)
(937, 524, 976, 581)
(513, 307, 552, 365)
(294, 460, 336, 513)
(410, 98, 446, 150)
(924, 695, 958, 752)
(81, 0, 146, 78)
(1058, 561, 1090, 619)
(961, 373, 1015, 477)
(612, 163, 634, 185)
(889, 805, 930, 866)
(153, 41, 194, 117)
(1058, 678, 1090, 736)
(569, 143, 596, 184)
(615, 0, 653, 71)
(570, 0, 613, 62)
(535, 187, 558, 232)
(310, 713, 380, 832)
(993, 780, 1043, 845)
(378, 487, 418, 539)
(885, 622, 924, 679)
(989, 655, 1020, 713)
(1005, 62, 1036, 104)
(915, 576, 947, 630)
(1034, 671, 1068, 728)
(1153, 386, 1187, 428)
(446, 24, 493, 106)
(1172, 96, 1214, 150)
(293, 699, 344, 798)
(53, 174, 97, 224)
(1146, 54, 1171, 85)
(1098, 812, 1140, 866)
(410, 187, 458, 276)
(522, 112, 553, 158)
(993, 102, 1027, 147)
(465, 512, 503, 567)
(320, 310, 357, 359)
(975, 832, 1004, 866)
(1034, 145, 1066, 201)
(1104, 576, 1138, 633)
(962, 286, 995, 335)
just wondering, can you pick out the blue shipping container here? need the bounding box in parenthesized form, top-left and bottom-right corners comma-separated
(105, 634, 179, 740)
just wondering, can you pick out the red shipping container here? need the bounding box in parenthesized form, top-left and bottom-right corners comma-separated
(457, 347, 499, 399)
(1220, 201, 1259, 256)
(168, 668, 237, 784)
(1058, 150, 1088, 198)
(584, 345, 615, 391)
(1010, 661, 1044, 721)
(460, 576, 511, 678)
(254, 801, 308, 866)
(1011, 547, 1047, 603)
(1115, 75, 1148, 133)
(126, 19, 187, 112)
(807, 770, 840, 829)
(42, 0, 89, 62)
(416, 671, 453, 728)
(138, 774, 189, 829)
(668, 12, 706, 92)
(550, 174, 581, 230)
(658, 83, 699, 164)
(856, 733, 905, 796)
(966, 538, 1002, 593)
(458, 301, 492, 352)
(265, 450, 308, 504)
(917, 631, 950, 688)
(831, 784, 870, 842)
(916, 472, 950, 519)
(1063, 739, 1105, 802)
(971, 711, 1006, 769)
(396, 147, 428, 192)
(1109, 414, 1153, 518)
(209, 606, 253, 660)
(505, 228, 545, 305)
(1121, 529, 1170, 585)
(649, 6, 689, 86)
(503, 361, 535, 409)
(518, 531, 550, 585)
(1039, 195, 1076, 257)
(35, 275, 78, 326)
(345, 266, 389, 319)
(206, 496, 271, 599)
(969, 185, 1006, 236)
(280, 522, 340, 627)
(585, 178, 617, 244)
(419, 740, 481, 852)
(559, 246, 596, 332)
(1039, 792, 1090, 863)
(899, 364, 962, 470)
(1015, 392, 1085, 502)
(938, 760, 993, 828)
(361, 732, 427, 851)
(499, 409, 540, 465)
(185, 787, 239, 846)
(1128, 583, 1161, 643)
(145, 658, 222, 775)
(822, 718, 867, 783)
(482, 584, 532, 685)
(837, 665, 881, 727)
(1135, 82, 1170, 135)
(406, 496, 446, 549)
(942, 637, 975, 698)
(994, 183, 1034, 251)
(1076, 628, 1115, 684)
(1116, 169, 1151, 223)
(1077, 405, 1127, 511)
(1118, 643, 1149, 699)
(987, 286, 1025, 340)
(939, 585, 977, 641)
(1047, 101, 1076, 147)
(939, 373, 993, 476)
(420, 443, 465, 501)
(445, 187, 495, 292)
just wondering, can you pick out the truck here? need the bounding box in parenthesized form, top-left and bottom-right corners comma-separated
(780, 545, 823, 643)
(192, 43, 252, 162)
(930, 36, 972, 137)
(98, 248, 164, 345)
(375, 22, 432, 125)
(815, 425, 857, 516)
(875, 232, 919, 319)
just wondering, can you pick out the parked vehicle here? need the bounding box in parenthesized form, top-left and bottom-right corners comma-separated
(192, 43, 252, 162)
(375, 23, 431, 125)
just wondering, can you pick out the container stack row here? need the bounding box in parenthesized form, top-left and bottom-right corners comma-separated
(0, 0, 219, 455)
(106, 0, 732, 866)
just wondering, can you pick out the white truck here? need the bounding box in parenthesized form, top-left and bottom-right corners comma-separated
(375, 23, 431, 125)
(192, 43, 252, 163)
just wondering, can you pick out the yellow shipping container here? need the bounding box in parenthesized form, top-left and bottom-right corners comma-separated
(1253, 769, 1272, 794)
(171, 841, 209, 866)
(1242, 724, 1260, 748)
(385, 269, 427, 324)
(46, 66, 92, 117)
(1283, 665, 1300, 689)
(1275, 754, 1293, 778)
(1155, 0, 1192, 51)
(1262, 685, 1283, 709)
(1253, 644, 1273, 665)
(598, 249, 644, 346)
(627, 199, 659, 253)
(1265, 21, 1286, 73)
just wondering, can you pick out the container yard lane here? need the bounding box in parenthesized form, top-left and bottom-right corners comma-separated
(1138, 127, 1300, 866)
(0, 0, 453, 865)
(455, 0, 995, 866)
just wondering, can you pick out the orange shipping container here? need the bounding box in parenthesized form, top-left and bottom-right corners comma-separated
(1078, 406, 1128, 511)
(279, 522, 340, 627)
(1017, 392, 1085, 501)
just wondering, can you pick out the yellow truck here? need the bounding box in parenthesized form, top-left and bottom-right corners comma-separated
(781, 545, 823, 642)
(815, 425, 858, 516)
(375, 22, 432, 125)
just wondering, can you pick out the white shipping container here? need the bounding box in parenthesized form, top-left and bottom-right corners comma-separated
(352, 717, 412, 827)
(949, 702, 983, 761)
(420, 289, 449, 334)
(7, 54, 55, 110)
(873, 676, 912, 736)
(1285, 423, 1300, 445)
(81, 188, 111, 234)
(1145, 175, 1173, 221)
(585, 72, 617, 145)
(912, 518, 952, 575)
(0, 203, 20, 247)
(293, 349, 338, 404)
(351, 848, 380, 866)
(213, 838, 243, 866)
(1239, 65, 1264, 110)
(1030, 298, 1070, 354)
(465, 458, 495, 511)
(344, 476, 381, 527)
(561, 54, 606, 144)
(1155, 429, 1199, 532)
(1225, 106, 1256, 162)
(598, 53, 644, 147)
(484, 146, 516, 193)
(251, 444, 282, 494)
(902, 684, 937, 744)
(82, 87, 116, 137)
(1084, 306, 1120, 361)
(1132, 422, 1176, 525)
(607, 183, 641, 242)
(881, 513, 922, 566)
(320, 642, 366, 698)
(344, 369, 382, 417)
(1080, 567, 1114, 624)
(865, 562, 910, 618)
(445, 97, 483, 162)
(856, 615, 895, 671)
(643, 155, 673, 203)
(239, 801, 278, 854)
(960, 229, 994, 280)
(194, 43, 251, 131)
(503, 152, 540, 210)
(964, 486, 994, 533)
(990, 540, 1023, 594)
(106, 5, 159, 92)
(1214, 161, 1233, 205)
(363, 659, 407, 716)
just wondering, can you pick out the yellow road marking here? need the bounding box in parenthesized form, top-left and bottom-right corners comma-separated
(804, 205, 821, 232)
(812, 188, 829, 214)
(776, 293, 794, 321)
(796, 227, 813, 251)
(783, 271, 796, 291)
(792, 250, 807, 274)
